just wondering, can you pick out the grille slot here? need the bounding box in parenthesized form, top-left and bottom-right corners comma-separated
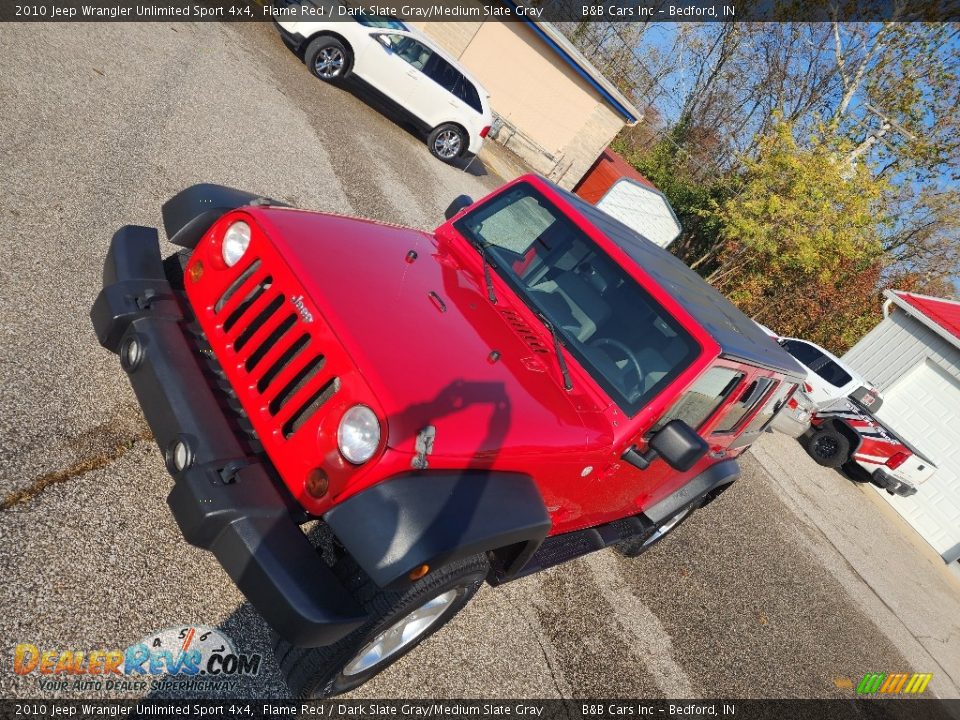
(269, 355, 326, 416)
(215, 260, 261, 314)
(245, 314, 297, 372)
(282, 378, 340, 439)
(223, 277, 273, 333)
(234, 294, 284, 352)
(257, 334, 310, 393)
(501, 309, 549, 354)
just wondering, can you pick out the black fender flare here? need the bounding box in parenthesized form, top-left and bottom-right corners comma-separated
(324, 472, 551, 588)
(161, 183, 289, 250)
(644, 459, 741, 525)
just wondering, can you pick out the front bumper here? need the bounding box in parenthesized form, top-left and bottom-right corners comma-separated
(870, 468, 918, 498)
(90, 225, 366, 647)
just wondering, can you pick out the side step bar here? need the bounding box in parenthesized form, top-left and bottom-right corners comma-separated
(489, 459, 741, 584)
(488, 515, 655, 585)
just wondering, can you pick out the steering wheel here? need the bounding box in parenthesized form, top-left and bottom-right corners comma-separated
(592, 338, 643, 390)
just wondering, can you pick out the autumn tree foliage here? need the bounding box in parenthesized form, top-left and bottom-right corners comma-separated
(705, 122, 888, 348)
(564, 20, 960, 354)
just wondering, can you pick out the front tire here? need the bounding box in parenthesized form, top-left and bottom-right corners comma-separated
(806, 427, 850, 468)
(428, 124, 466, 162)
(305, 36, 351, 82)
(274, 553, 489, 698)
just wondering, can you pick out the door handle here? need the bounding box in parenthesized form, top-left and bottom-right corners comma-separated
(406, 70, 418, 78)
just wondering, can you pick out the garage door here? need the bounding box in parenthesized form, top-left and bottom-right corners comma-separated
(876, 359, 960, 562)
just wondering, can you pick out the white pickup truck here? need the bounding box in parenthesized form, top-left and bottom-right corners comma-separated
(806, 388, 937, 497)
(758, 327, 936, 497)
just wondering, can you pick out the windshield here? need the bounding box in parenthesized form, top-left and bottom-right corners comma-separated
(453, 183, 700, 415)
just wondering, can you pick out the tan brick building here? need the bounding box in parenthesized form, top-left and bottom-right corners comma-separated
(412, 19, 643, 189)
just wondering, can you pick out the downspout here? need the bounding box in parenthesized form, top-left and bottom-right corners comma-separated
(883, 296, 894, 318)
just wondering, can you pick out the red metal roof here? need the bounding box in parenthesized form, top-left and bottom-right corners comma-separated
(893, 291, 960, 342)
(573, 148, 656, 203)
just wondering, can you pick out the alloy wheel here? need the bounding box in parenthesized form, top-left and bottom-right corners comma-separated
(813, 435, 839, 459)
(341, 589, 459, 676)
(433, 130, 462, 159)
(315, 47, 344, 79)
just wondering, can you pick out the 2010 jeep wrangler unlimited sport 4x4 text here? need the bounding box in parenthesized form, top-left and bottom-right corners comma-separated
(91, 175, 806, 697)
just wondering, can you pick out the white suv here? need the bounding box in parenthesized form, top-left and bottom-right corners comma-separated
(275, 6, 492, 163)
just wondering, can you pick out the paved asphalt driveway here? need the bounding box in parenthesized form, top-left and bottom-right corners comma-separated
(1, 20, 958, 702)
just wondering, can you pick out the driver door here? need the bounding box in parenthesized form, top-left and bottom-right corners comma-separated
(622, 365, 747, 514)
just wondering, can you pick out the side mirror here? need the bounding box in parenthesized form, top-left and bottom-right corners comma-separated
(371, 33, 392, 50)
(444, 194, 473, 221)
(622, 420, 708, 472)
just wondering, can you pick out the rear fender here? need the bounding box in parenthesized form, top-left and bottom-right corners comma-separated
(645, 459, 741, 523)
(822, 419, 863, 454)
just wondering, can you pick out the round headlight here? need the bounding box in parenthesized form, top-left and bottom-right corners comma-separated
(337, 405, 381, 464)
(221, 221, 251, 267)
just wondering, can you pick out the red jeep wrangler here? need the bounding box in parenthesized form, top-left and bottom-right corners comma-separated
(91, 175, 805, 697)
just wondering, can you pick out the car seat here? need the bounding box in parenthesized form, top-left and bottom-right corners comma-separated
(530, 273, 611, 343)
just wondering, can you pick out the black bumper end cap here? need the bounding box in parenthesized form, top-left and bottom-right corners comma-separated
(169, 465, 368, 647)
(871, 468, 917, 497)
(91, 225, 182, 353)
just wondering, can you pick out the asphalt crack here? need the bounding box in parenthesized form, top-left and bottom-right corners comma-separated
(0, 427, 153, 511)
(500, 582, 574, 704)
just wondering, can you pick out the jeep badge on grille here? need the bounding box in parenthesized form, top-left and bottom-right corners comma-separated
(291, 295, 314, 324)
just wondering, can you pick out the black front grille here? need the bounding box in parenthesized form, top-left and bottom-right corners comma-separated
(211, 255, 340, 441)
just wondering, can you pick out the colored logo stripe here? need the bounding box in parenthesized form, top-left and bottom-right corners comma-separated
(856, 673, 932, 694)
(879, 673, 908, 693)
(904, 673, 933, 694)
(856, 673, 886, 694)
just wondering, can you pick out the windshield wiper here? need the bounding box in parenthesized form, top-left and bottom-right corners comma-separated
(539, 314, 573, 391)
(476, 241, 498, 305)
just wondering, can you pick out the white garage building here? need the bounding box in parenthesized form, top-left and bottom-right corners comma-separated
(843, 290, 960, 564)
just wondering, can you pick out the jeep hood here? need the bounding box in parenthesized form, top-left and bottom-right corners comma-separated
(254, 208, 610, 459)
